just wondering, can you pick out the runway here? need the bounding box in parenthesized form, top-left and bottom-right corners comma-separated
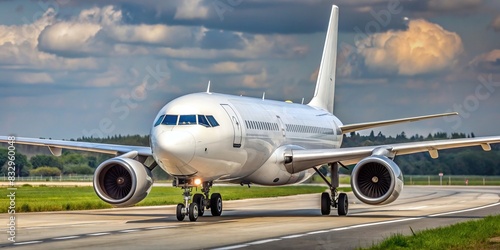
(1, 186, 499, 249)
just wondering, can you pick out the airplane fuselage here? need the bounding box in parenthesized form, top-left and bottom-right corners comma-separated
(150, 92, 343, 185)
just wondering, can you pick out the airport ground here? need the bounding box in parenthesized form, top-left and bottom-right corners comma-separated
(0, 186, 498, 249)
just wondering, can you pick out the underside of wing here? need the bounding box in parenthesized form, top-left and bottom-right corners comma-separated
(0, 136, 152, 156)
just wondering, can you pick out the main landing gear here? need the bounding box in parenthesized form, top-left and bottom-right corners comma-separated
(173, 178, 223, 222)
(314, 162, 349, 216)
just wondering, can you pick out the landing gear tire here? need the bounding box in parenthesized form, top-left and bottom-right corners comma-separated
(193, 193, 205, 216)
(176, 203, 185, 221)
(320, 192, 331, 215)
(337, 193, 348, 216)
(210, 193, 223, 216)
(189, 202, 199, 222)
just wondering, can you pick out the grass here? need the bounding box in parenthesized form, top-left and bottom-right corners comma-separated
(361, 215, 500, 250)
(1, 185, 350, 213)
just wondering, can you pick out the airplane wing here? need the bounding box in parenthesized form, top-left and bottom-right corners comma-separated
(339, 112, 458, 134)
(284, 136, 500, 173)
(0, 136, 152, 157)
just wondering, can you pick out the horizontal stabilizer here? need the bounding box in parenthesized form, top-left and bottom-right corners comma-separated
(340, 112, 458, 134)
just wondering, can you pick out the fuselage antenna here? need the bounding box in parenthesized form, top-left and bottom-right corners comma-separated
(301, 98, 305, 104)
(206, 81, 211, 93)
(262, 92, 266, 100)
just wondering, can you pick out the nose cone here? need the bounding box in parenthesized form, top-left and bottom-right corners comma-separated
(155, 131, 196, 169)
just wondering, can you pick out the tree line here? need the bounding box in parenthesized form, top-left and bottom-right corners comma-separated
(1, 132, 499, 177)
(342, 131, 500, 175)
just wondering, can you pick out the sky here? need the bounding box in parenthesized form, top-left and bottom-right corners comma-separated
(0, 0, 499, 140)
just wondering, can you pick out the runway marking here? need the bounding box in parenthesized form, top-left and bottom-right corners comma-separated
(120, 229, 140, 233)
(214, 244, 250, 250)
(212, 202, 500, 250)
(53, 236, 80, 240)
(306, 230, 329, 235)
(247, 239, 280, 245)
(280, 234, 304, 239)
(13, 241, 42, 246)
(146, 226, 177, 230)
(88, 232, 111, 236)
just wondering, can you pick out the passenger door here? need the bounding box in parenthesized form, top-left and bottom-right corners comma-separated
(221, 104, 242, 148)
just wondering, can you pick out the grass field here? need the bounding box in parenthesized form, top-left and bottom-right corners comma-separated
(309, 174, 500, 186)
(1, 185, 350, 213)
(362, 214, 500, 250)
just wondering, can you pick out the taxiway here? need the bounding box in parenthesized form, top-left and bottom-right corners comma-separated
(1, 186, 499, 249)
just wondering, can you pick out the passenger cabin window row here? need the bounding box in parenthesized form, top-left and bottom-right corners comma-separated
(244, 120, 279, 131)
(154, 114, 219, 127)
(285, 124, 334, 134)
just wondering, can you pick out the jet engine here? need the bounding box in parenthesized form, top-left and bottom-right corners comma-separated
(93, 156, 153, 207)
(350, 155, 403, 205)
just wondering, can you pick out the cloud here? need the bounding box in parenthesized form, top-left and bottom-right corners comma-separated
(469, 49, 500, 73)
(490, 15, 500, 32)
(427, 0, 482, 11)
(356, 19, 464, 76)
(174, 0, 209, 19)
(172, 61, 261, 75)
(38, 22, 104, 57)
(37, 5, 204, 57)
(0, 8, 99, 77)
(155, 34, 308, 60)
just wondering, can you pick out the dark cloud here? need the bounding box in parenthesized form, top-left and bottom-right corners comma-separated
(200, 30, 244, 50)
(114, 1, 407, 34)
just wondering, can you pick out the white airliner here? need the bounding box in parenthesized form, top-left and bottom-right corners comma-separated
(2, 5, 500, 222)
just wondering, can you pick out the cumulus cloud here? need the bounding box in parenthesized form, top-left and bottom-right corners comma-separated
(490, 15, 500, 32)
(356, 19, 463, 76)
(37, 5, 204, 57)
(174, 0, 209, 19)
(469, 49, 500, 72)
(0, 8, 99, 75)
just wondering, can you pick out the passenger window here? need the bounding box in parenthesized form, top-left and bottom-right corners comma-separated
(179, 115, 196, 125)
(154, 115, 165, 127)
(162, 115, 178, 125)
(198, 115, 211, 127)
(206, 115, 219, 127)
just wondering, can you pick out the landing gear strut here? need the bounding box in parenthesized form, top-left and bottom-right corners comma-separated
(314, 162, 349, 216)
(173, 179, 223, 221)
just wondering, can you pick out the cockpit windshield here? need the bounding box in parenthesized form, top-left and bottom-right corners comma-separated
(154, 114, 219, 127)
(162, 115, 178, 125)
(179, 115, 196, 125)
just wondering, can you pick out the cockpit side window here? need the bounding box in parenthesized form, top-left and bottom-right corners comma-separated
(179, 115, 197, 125)
(154, 115, 165, 127)
(162, 115, 178, 125)
(198, 115, 211, 127)
(206, 115, 219, 127)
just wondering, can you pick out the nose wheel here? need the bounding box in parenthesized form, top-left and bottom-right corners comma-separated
(174, 179, 223, 221)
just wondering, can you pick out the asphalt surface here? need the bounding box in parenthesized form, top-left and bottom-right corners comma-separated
(1, 186, 499, 249)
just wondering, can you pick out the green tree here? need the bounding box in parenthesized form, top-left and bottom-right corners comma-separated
(30, 155, 63, 170)
(0, 150, 31, 177)
(30, 166, 61, 176)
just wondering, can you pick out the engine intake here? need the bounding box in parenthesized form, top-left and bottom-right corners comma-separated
(93, 157, 153, 207)
(351, 155, 403, 205)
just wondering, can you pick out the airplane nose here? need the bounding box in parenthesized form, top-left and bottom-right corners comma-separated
(157, 131, 196, 165)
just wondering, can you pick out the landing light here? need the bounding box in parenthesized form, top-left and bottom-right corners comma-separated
(194, 178, 202, 186)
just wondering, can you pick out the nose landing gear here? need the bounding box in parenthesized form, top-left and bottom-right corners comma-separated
(173, 179, 223, 221)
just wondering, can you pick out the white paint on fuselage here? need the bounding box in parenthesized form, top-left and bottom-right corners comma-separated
(150, 92, 343, 185)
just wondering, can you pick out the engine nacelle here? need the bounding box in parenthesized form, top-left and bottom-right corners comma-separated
(351, 155, 403, 205)
(93, 157, 153, 207)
